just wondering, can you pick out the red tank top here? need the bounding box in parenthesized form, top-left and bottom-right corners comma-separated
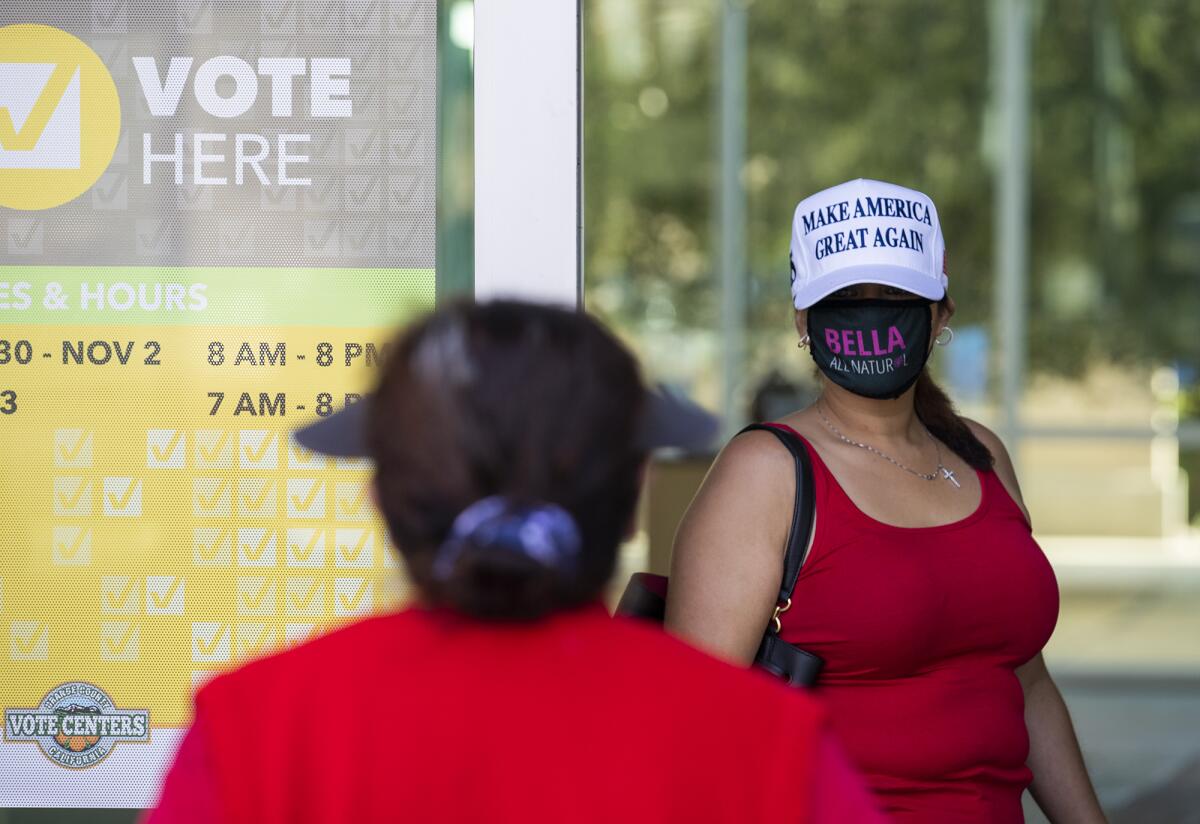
(772, 425, 1059, 823)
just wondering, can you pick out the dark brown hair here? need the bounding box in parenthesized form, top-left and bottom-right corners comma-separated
(915, 298, 993, 470)
(914, 372, 993, 470)
(366, 300, 648, 621)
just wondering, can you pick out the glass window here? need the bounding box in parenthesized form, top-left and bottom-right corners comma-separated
(586, 2, 1200, 819)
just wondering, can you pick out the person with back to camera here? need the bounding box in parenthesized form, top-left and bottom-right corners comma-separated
(145, 299, 885, 823)
(665, 179, 1108, 823)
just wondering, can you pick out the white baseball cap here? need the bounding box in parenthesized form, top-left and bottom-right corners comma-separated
(789, 178, 947, 309)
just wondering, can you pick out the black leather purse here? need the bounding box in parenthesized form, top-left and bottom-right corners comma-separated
(615, 424, 823, 687)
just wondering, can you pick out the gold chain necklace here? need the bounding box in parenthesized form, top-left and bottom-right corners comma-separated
(815, 402, 961, 488)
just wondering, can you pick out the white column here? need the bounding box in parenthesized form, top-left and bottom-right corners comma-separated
(473, 0, 581, 306)
(718, 0, 747, 438)
(992, 0, 1031, 451)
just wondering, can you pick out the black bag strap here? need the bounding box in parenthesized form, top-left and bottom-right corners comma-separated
(736, 424, 816, 606)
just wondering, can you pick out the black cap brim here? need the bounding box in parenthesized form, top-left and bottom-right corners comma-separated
(293, 384, 719, 458)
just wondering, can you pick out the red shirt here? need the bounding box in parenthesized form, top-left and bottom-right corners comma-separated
(775, 427, 1060, 822)
(147, 604, 882, 823)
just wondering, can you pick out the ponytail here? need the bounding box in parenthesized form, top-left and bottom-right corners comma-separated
(913, 371, 993, 470)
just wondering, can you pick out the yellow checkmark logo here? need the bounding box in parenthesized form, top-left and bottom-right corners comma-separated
(192, 623, 230, 661)
(52, 526, 91, 564)
(0, 62, 75, 151)
(101, 575, 139, 614)
(235, 623, 275, 658)
(288, 440, 326, 469)
(194, 479, 230, 516)
(335, 483, 368, 519)
(11, 621, 49, 659)
(54, 429, 92, 467)
(53, 477, 91, 515)
(239, 479, 275, 515)
(239, 431, 276, 468)
(336, 529, 372, 566)
(0, 25, 121, 211)
(285, 578, 323, 615)
(286, 528, 324, 566)
(196, 430, 231, 467)
(237, 577, 276, 616)
(147, 429, 185, 467)
(288, 479, 325, 518)
(194, 527, 233, 565)
(100, 622, 139, 660)
(237, 529, 275, 564)
(335, 578, 371, 614)
(103, 477, 141, 515)
(146, 576, 184, 614)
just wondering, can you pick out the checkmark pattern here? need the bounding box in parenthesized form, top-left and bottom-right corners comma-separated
(238, 478, 278, 518)
(25, 413, 405, 644)
(52, 527, 92, 566)
(335, 529, 374, 568)
(53, 477, 93, 517)
(240, 431, 278, 469)
(286, 528, 326, 567)
(148, 430, 186, 468)
(11, 621, 49, 661)
(7, 219, 44, 256)
(103, 477, 143, 517)
(288, 478, 326, 519)
(100, 621, 140, 661)
(334, 482, 370, 521)
(235, 623, 277, 658)
(196, 430, 233, 468)
(18, 411, 412, 682)
(146, 576, 186, 615)
(15, 379, 423, 728)
(91, 0, 130, 33)
(101, 575, 141, 615)
(54, 429, 93, 468)
(237, 577, 278, 617)
(334, 578, 374, 617)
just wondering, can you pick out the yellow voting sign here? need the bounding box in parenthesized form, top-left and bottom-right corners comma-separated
(0, 1, 439, 807)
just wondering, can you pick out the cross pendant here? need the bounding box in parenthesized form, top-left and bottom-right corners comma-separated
(941, 467, 961, 488)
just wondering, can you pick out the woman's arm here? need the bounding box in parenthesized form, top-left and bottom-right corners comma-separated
(664, 431, 796, 664)
(1019, 654, 1107, 823)
(967, 420, 1107, 823)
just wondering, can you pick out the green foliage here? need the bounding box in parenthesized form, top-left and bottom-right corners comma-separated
(584, 0, 1200, 385)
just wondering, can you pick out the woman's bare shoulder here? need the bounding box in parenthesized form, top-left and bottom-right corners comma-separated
(962, 418, 1014, 473)
(712, 423, 803, 477)
(963, 418, 1030, 519)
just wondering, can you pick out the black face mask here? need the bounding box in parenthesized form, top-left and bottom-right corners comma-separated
(806, 298, 933, 399)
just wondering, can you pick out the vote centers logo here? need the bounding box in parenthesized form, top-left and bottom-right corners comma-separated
(0, 24, 120, 210)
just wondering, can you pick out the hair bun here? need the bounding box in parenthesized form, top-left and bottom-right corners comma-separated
(432, 497, 582, 581)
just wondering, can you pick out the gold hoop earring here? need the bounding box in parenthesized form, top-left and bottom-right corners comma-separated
(798, 334, 810, 350)
(935, 327, 954, 347)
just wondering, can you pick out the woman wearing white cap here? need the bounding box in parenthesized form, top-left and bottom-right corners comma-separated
(666, 180, 1106, 822)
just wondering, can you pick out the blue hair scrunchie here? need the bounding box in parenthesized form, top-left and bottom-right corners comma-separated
(432, 496, 583, 581)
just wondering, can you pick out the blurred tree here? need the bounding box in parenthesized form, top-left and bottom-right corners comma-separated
(584, 0, 1200, 388)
